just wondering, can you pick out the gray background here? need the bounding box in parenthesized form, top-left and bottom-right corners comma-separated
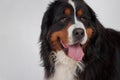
(0, 0, 120, 80)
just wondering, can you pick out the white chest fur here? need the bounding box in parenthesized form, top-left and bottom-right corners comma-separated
(51, 63, 76, 80)
(46, 50, 84, 80)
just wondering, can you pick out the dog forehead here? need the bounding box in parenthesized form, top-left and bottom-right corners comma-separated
(68, 0, 75, 9)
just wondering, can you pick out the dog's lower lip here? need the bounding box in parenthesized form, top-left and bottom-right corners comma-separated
(60, 40, 68, 48)
(59, 40, 68, 54)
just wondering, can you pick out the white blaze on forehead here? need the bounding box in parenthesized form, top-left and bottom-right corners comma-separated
(68, 0, 77, 23)
(68, 0, 88, 45)
(68, 0, 75, 9)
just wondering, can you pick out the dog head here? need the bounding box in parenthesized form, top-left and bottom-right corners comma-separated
(40, 0, 96, 62)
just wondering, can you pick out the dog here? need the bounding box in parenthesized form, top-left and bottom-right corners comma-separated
(39, 0, 120, 80)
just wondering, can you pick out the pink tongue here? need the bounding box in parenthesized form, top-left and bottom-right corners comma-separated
(68, 45, 84, 61)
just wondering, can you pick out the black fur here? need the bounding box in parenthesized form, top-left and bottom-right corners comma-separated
(40, 0, 120, 80)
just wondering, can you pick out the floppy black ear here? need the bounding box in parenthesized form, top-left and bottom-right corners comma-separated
(40, 7, 54, 78)
(86, 5, 96, 22)
(40, 11, 49, 41)
(40, 4, 55, 41)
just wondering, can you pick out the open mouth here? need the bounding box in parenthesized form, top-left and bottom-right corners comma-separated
(60, 40, 84, 61)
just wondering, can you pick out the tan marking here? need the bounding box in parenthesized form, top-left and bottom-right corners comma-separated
(64, 8, 71, 16)
(77, 9, 83, 17)
(82, 27, 93, 51)
(86, 28, 93, 39)
(50, 24, 71, 51)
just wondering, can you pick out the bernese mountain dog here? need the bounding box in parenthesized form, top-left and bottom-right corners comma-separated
(39, 0, 120, 80)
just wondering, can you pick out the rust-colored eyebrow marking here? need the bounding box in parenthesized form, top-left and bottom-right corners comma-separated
(77, 9, 84, 17)
(64, 8, 71, 16)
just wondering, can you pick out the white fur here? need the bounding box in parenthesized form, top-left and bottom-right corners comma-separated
(68, 0, 88, 45)
(46, 50, 84, 80)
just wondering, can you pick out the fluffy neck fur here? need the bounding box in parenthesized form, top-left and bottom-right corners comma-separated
(45, 50, 84, 80)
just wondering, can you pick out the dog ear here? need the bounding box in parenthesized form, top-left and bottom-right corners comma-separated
(40, 9, 54, 77)
(82, 1, 96, 22)
(40, 10, 51, 41)
(87, 5, 96, 22)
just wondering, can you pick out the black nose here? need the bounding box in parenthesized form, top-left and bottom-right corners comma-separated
(73, 28, 84, 41)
